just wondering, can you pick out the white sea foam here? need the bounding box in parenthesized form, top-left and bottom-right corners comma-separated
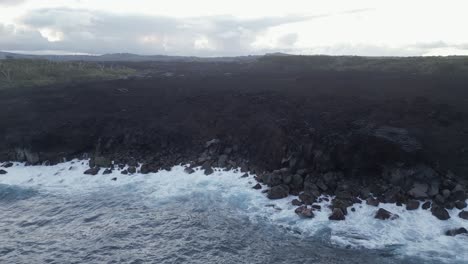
(0, 161, 467, 263)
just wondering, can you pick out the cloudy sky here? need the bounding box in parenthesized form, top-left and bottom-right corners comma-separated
(1, 0, 467, 56)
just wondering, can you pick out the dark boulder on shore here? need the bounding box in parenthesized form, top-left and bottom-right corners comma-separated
(431, 206, 451, 220)
(184, 167, 195, 174)
(455, 201, 467, 210)
(459, 211, 468, 220)
(366, 198, 380, 207)
(253, 183, 262, 190)
(0, 169, 7, 174)
(445, 228, 467, 236)
(422, 201, 431, 210)
(329, 208, 346, 221)
(203, 167, 214, 175)
(127, 166, 137, 174)
(84, 167, 100, 175)
(267, 185, 289, 199)
(295, 206, 314, 218)
(406, 200, 420, 210)
(375, 208, 399, 220)
(90, 156, 112, 168)
(2, 162, 13, 168)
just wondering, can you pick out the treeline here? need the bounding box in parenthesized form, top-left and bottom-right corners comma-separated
(0, 58, 136, 89)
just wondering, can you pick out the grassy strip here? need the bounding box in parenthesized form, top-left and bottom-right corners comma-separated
(0, 59, 136, 89)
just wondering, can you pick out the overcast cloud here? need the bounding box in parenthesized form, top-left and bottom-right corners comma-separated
(1, 0, 468, 56)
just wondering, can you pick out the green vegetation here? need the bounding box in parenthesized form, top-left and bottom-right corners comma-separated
(258, 55, 468, 74)
(0, 58, 136, 89)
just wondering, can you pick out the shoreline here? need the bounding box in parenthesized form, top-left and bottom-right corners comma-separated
(2, 149, 467, 226)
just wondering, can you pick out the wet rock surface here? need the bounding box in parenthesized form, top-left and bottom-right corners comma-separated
(375, 208, 399, 220)
(445, 228, 468, 236)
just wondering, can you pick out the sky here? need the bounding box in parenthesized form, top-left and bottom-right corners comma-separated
(0, 0, 468, 56)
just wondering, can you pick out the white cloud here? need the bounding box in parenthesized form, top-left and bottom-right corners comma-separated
(0, 0, 468, 56)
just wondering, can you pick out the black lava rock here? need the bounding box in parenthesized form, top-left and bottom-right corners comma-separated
(406, 200, 420, 210)
(366, 198, 380, 207)
(267, 184, 289, 199)
(204, 167, 214, 175)
(459, 210, 468, 220)
(0, 169, 7, 175)
(2, 162, 13, 168)
(329, 208, 346, 221)
(253, 183, 262, 190)
(431, 206, 451, 220)
(291, 199, 302, 206)
(375, 208, 399, 220)
(84, 167, 100, 175)
(127, 166, 137, 174)
(184, 167, 195, 174)
(455, 201, 467, 210)
(422, 201, 431, 210)
(445, 228, 467, 236)
(295, 206, 314, 218)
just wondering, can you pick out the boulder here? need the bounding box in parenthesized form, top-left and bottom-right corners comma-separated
(329, 208, 346, 221)
(459, 211, 468, 220)
(442, 189, 451, 199)
(383, 186, 402, 203)
(2, 162, 13, 168)
(435, 194, 445, 204)
(267, 184, 289, 199)
(121, 170, 128, 175)
(217, 155, 228, 167)
(127, 166, 137, 174)
(295, 206, 314, 218)
(408, 183, 429, 199)
(431, 206, 450, 220)
(111, 177, 117, 181)
(331, 199, 353, 215)
(93, 156, 112, 167)
(445, 228, 467, 237)
(312, 204, 321, 210)
(184, 167, 195, 174)
(290, 174, 304, 190)
(422, 201, 431, 210)
(140, 163, 158, 174)
(241, 173, 249, 178)
(84, 167, 100, 175)
(102, 169, 112, 175)
(204, 167, 214, 175)
(452, 190, 466, 201)
(455, 201, 467, 210)
(375, 208, 399, 220)
(292, 199, 302, 206)
(406, 200, 420, 210)
(299, 193, 315, 205)
(253, 183, 262, 190)
(366, 197, 380, 207)
(0, 169, 7, 175)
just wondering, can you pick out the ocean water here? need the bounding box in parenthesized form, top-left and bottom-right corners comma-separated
(0, 161, 467, 264)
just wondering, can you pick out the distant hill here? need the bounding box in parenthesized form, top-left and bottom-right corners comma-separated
(0, 51, 260, 63)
